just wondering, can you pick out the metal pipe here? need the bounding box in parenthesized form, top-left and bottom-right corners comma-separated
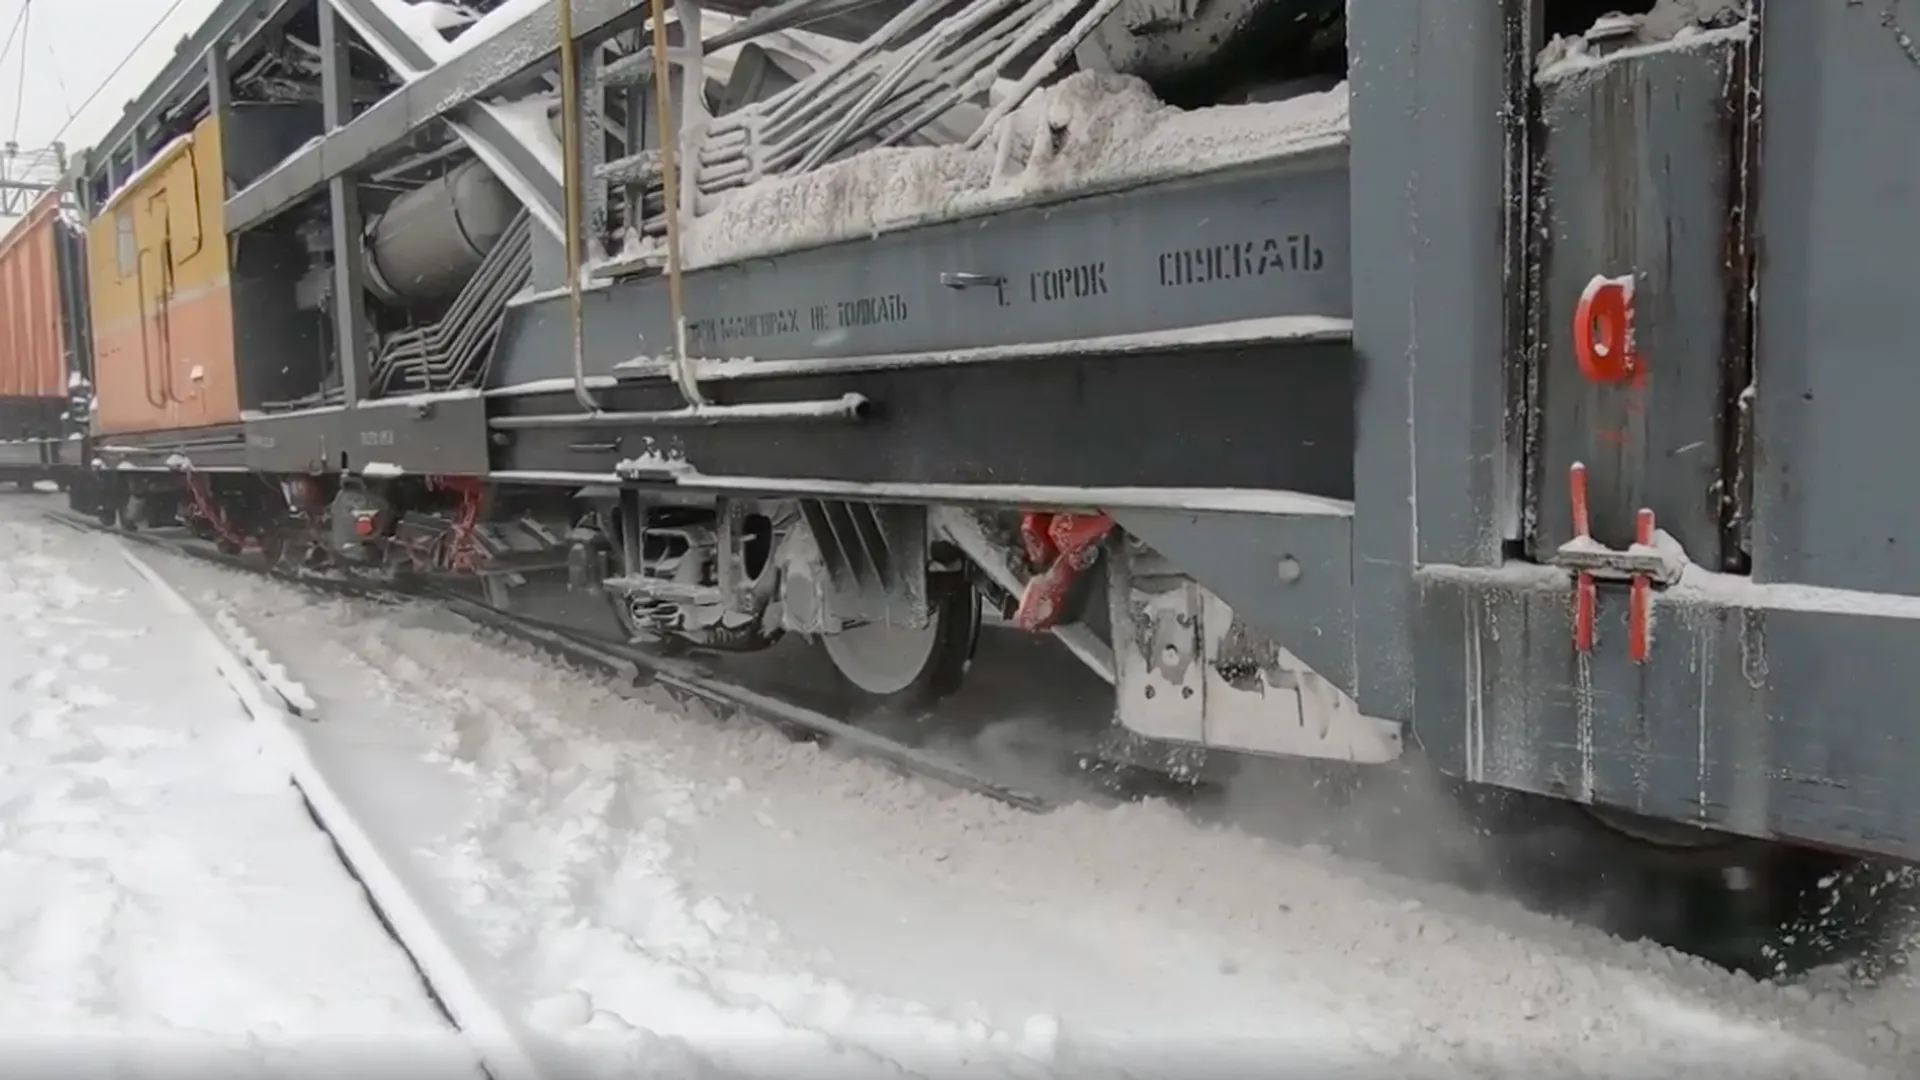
(678, 0, 707, 226)
(557, 0, 605, 415)
(488, 392, 870, 429)
(646, 0, 708, 407)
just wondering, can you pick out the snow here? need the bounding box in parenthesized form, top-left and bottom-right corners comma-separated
(137, 575, 550, 1080)
(690, 476, 1357, 517)
(606, 315, 1356, 384)
(1536, 16, 1750, 85)
(98, 134, 197, 215)
(109, 518, 1920, 1080)
(0, 509, 474, 1076)
(1654, 533, 1920, 621)
(484, 375, 619, 397)
(682, 71, 1349, 268)
(437, 0, 549, 64)
(491, 92, 563, 162)
(387, 1, 461, 65)
(410, 1, 479, 33)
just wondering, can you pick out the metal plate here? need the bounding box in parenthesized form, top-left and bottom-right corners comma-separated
(492, 337, 1357, 497)
(242, 394, 492, 474)
(93, 424, 252, 471)
(493, 150, 1351, 383)
(1531, 41, 1743, 562)
(1415, 568, 1920, 862)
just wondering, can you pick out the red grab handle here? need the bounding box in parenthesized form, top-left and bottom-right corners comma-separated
(1573, 274, 1641, 384)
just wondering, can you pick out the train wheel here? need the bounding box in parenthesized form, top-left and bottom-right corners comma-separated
(258, 531, 287, 568)
(822, 573, 980, 708)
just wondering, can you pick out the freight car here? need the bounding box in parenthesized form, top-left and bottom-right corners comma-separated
(0, 189, 93, 490)
(36, 0, 1920, 888)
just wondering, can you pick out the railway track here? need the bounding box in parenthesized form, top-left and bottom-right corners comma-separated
(86, 502, 1917, 1080)
(30, 500, 1920, 989)
(57, 504, 1063, 1079)
(42, 506, 1061, 814)
(110, 540, 538, 1080)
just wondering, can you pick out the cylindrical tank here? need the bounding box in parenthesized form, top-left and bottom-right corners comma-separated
(363, 159, 518, 310)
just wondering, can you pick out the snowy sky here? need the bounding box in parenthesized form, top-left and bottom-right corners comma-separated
(0, 0, 225, 218)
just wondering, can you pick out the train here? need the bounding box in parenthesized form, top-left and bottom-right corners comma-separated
(0, 187, 92, 491)
(1, 0, 1914, 903)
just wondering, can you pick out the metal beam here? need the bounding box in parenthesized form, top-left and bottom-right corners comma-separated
(0, 178, 54, 217)
(73, 0, 302, 190)
(287, 0, 571, 241)
(225, 0, 637, 236)
(321, 2, 371, 407)
(205, 40, 234, 194)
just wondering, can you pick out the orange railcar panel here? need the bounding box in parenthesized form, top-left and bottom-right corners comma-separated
(87, 114, 242, 436)
(0, 190, 70, 400)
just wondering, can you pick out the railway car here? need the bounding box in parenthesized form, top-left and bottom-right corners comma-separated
(38, 0, 1920, 906)
(0, 189, 92, 490)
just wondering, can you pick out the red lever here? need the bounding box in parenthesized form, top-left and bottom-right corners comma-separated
(1013, 511, 1114, 632)
(1628, 508, 1655, 664)
(1572, 274, 1642, 384)
(1569, 463, 1596, 653)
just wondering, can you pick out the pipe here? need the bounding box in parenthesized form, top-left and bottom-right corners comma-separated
(487, 392, 870, 429)
(556, 0, 604, 415)
(645, 0, 708, 408)
(678, 0, 706, 227)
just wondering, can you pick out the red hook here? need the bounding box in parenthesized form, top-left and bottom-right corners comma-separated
(1573, 274, 1642, 384)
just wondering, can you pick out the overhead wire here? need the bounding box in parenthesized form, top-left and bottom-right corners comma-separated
(0, 0, 29, 148)
(41, 14, 72, 122)
(9, 0, 32, 144)
(48, 0, 188, 147)
(0, 0, 28, 81)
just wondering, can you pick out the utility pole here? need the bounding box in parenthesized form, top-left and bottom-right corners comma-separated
(0, 140, 63, 216)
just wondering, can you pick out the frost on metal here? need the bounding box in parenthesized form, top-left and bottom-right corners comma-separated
(1536, 0, 1751, 85)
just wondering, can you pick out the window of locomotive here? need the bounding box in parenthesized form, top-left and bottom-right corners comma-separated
(115, 209, 136, 280)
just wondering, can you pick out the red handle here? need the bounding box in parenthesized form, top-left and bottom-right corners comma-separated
(1573, 275, 1641, 384)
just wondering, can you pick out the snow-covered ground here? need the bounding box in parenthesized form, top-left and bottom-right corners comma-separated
(4, 495, 1919, 1078)
(0, 507, 476, 1077)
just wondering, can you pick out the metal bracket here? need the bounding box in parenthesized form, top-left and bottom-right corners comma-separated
(940, 272, 1005, 289)
(1552, 461, 1679, 662)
